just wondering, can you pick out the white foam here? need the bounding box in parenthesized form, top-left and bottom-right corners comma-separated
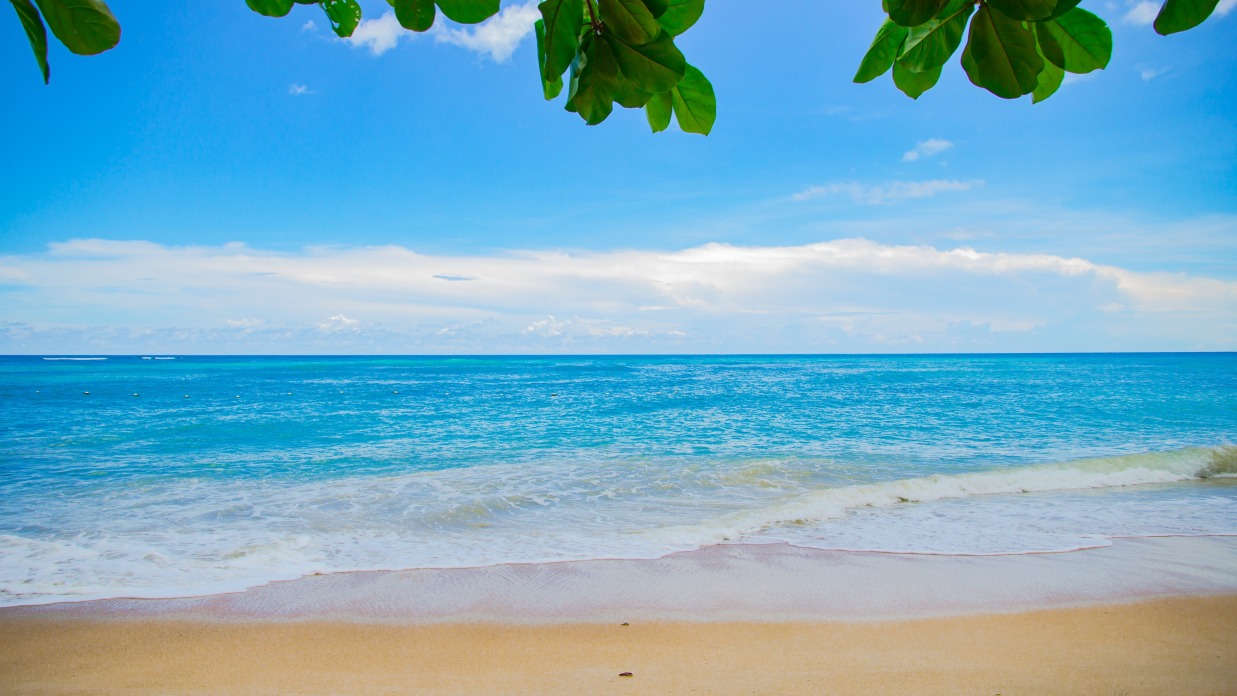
(1, 448, 1233, 607)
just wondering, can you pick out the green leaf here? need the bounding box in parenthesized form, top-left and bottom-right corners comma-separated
(1154, 0, 1219, 35)
(961, 4, 1042, 99)
(886, 0, 945, 27)
(538, 0, 583, 82)
(642, 0, 669, 19)
(11, 0, 50, 83)
(853, 20, 908, 83)
(1045, 0, 1082, 20)
(986, 0, 1058, 21)
(670, 64, 715, 134)
(32, 0, 118, 55)
(246, 0, 295, 17)
(614, 79, 653, 107)
(599, 0, 659, 44)
(534, 19, 564, 99)
(319, 0, 361, 37)
(1036, 8, 1111, 74)
(656, 0, 702, 36)
(892, 61, 940, 98)
(605, 30, 686, 93)
(897, 0, 973, 73)
(646, 90, 672, 132)
(435, 0, 499, 24)
(567, 34, 621, 124)
(393, 0, 434, 31)
(1032, 47, 1064, 103)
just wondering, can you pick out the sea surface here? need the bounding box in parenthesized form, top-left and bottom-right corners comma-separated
(0, 354, 1234, 607)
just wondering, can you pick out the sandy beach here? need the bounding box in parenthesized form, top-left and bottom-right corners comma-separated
(3, 537, 1236, 694)
(2, 596, 1235, 694)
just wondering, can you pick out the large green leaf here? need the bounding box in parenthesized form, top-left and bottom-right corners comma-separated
(605, 30, 686, 93)
(892, 61, 940, 98)
(1031, 46, 1064, 103)
(656, 0, 702, 36)
(614, 79, 653, 107)
(538, 0, 583, 81)
(669, 64, 715, 134)
(599, 0, 659, 44)
(645, 90, 672, 132)
(886, 0, 945, 27)
(1154, 0, 1220, 35)
(534, 19, 563, 99)
(1036, 8, 1111, 74)
(567, 34, 621, 125)
(897, 0, 973, 73)
(32, 0, 118, 55)
(393, 0, 434, 31)
(435, 0, 498, 23)
(247, 0, 295, 17)
(11, 0, 49, 83)
(642, 0, 669, 19)
(319, 0, 361, 37)
(1046, 0, 1082, 20)
(961, 4, 1042, 98)
(986, 0, 1057, 21)
(854, 20, 908, 83)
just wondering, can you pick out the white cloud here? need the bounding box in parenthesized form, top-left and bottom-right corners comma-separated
(1218, 0, 1236, 15)
(1123, 0, 1159, 24)
(318, 314, 360, 333)
(346, 12, 408, 56)
(288, 84, 314, 95)
(902, 138, 953, 162)
(301, 20, 317, 32)
(2, 238, 1234, 354)
(523, 315, 570, 337)
(343, 4, 538, 62)
(432, 2, 539, 62)
(793, 180, 980, 204)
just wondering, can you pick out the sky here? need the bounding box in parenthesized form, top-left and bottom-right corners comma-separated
(1, 0, 1235, 354)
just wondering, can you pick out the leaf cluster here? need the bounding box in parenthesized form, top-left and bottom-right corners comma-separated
(7, 0, 1229, 129)
(535, 0, 714, 134)
(855, 0, 1222, 103)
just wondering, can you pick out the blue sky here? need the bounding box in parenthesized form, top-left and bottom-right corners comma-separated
(1, 0, 1235, 353)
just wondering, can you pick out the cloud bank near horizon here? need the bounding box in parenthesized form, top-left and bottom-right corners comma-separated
(1, 238, 1233, 354)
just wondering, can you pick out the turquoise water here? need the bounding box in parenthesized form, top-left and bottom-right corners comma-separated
(1, 354, 1234, 605)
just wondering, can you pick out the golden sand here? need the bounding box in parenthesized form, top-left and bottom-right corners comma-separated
(2, 595, 1234, 695)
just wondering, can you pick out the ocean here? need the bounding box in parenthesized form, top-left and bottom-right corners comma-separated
(1, 353, 1234, 607)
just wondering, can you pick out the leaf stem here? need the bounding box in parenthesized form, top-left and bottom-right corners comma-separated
(585, 0, 600, 33)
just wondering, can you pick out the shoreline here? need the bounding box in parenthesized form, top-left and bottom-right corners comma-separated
(6, 535, 1236, 624)
(2, 536, 1235, 693)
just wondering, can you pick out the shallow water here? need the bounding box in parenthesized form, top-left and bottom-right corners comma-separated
(1, 353, 1234, 605)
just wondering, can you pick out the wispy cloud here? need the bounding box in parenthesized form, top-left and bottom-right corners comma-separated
(793, 180, 980, 204)
(1139, 66, 1171, 81)
(288, 84, 314, 96)
(1123, 1, 1160, 25)
(902, 138, 953, 162)
(1, 238, 1233, 354)
(432, 2, 539, 62)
